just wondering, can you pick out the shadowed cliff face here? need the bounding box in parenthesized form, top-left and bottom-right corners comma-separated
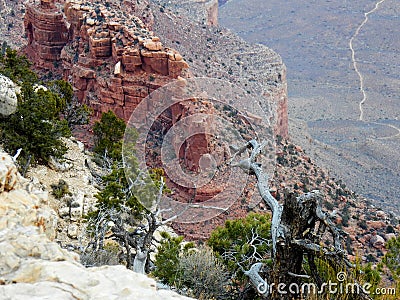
(219, 0, 400, 215)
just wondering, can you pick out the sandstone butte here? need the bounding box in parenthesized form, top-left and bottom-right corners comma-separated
(24, 0, 189, 120)
(24, 0, 218, 171)
(23, 0, 287, 135)
(22, 0, 288, 238)
(0, 151, 194, 299)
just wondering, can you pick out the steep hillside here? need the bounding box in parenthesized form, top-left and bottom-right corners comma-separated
(0, 0, 398, 279)
(150, 0, 288, 137)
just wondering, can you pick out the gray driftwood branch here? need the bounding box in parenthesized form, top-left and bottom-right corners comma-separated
(230, 139, 372, 300)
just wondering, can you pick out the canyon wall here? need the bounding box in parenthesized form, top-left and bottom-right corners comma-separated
(24, 0, 69, 70)
(24, 0, 287, 138)
(24, 0, 189, 121)
(22, 0, 289, 237)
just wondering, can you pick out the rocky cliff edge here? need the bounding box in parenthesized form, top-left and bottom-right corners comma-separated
(0, 151, 193, 300)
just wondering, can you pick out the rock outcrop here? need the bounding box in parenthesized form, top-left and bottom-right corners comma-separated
(24, 0, 189, 121)
(24, 0, 69, 70)
(0, 74, 18, 117)
(63, 0, 188, 120)
(0, 151, 193, 299)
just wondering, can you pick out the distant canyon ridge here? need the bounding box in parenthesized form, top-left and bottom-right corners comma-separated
(220, 0, 400, 215)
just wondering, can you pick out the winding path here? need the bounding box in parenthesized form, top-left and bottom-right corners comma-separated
(348, 0, 400, 140)
(349, 0, 387, 121)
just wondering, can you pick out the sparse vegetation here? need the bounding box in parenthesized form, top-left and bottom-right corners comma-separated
(93, 110, 126, 161)
(178, 246, 230, 299)
(0, 48, 71, 170)
(383, 236, 400, 279)
(153, 233, 195, 286)
(51, 179, 71, 199)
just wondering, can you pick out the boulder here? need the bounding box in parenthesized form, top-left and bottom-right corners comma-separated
(67, 223, 79, 239)
(0, 75, 18, 117)
(370, 234, 385, 249)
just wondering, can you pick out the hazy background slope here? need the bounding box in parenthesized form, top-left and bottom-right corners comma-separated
(220, 0, 400, 214)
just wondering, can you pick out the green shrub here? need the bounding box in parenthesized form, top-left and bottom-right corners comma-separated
(0, 86, 71, 166)
(64, 99, 92, 127)
(207, 213, 271, 297)
(93, 110, 126, 161)
(0, 48, 71, 169)
(362, 263, 381, 292)
(207, 213, 271, 274)
(51, 179, 71, 199)
(80, 241, 121, 267)
(383, 236, 400, 279)
(153, 232, 194, 286)
(0, 47, 36, 84)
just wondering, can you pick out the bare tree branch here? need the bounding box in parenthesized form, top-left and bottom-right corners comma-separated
(229, 139, 372, 300)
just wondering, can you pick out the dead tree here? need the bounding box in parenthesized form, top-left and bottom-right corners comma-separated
(82, 177, 177, 274)
(231, 140, 372, 300)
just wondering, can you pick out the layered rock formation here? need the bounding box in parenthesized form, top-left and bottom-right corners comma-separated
(23, 0, 189, 121)
(62, 0, 187, 119)
(24, 0, 69, 70)
(22, 0, 288, 143)
(23, 0, 287, 137)
(0, 151, 193, 299)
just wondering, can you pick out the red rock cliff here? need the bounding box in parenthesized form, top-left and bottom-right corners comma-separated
(24, 0, 68, 70)
(23, 0, 289, 237)
(61, 0, 189, 121)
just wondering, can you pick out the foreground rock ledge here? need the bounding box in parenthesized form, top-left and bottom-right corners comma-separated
(0, 151, 193, 300)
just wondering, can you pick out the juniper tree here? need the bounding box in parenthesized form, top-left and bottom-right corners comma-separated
(0, 49, 71, 170)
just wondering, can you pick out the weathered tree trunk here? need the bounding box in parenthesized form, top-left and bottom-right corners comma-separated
(269, 192, 318, 299)
(133, 248, 148, 274)
(133, 208, 158, 274)
(232, 140, 371, 300)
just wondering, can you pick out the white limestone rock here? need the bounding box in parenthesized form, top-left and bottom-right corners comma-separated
(0, 74, 18, 116)
(0, 151, 19, 192)
(0, 152, 194, 300)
